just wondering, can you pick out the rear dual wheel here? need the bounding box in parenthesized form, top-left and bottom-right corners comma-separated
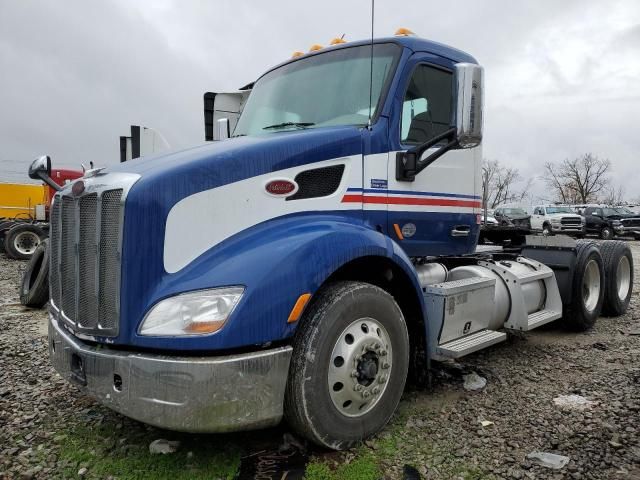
(600, 240, 633, 316)
(285, 281, 409, 450)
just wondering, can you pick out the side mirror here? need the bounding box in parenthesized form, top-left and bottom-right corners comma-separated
(454, 63, 484, 149)
(28, 155, 51, 179)
(215, 118, 230, 141)
(28, 155, 61, 191)
(396, 62, 484, 181)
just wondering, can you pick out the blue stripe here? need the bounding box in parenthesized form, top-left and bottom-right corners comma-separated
(346, 187, 480, 200)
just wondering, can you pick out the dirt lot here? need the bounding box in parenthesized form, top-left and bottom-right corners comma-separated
(1, 242, 639, 479)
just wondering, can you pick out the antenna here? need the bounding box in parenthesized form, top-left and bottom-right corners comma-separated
(367, 0, 375, 128)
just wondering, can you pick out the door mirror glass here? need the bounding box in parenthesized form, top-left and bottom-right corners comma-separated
(454, 63, 484, 149)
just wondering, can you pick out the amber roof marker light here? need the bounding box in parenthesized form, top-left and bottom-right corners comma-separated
(394, 27, 415, 36)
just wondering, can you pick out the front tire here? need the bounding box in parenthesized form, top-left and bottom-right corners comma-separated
(4, 224, 45, 260)
(542, 223, 553, 236)
(285, 281, 409, 450)
(600, 241, 633, 316)
(600, 226, 614, 240)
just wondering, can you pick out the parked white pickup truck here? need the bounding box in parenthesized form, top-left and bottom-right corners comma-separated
(531, 205, 585, 237)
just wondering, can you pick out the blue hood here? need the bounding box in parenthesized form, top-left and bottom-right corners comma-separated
(112, 125, 365, 348)
(108, 125, 363, 197)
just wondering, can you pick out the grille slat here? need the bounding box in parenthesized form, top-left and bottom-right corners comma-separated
(50, 188, 123, 337)
(77, 194, 98, 328)
(49, 199, 61, 309)
(98, 190, 123, 330)
(60, 197, 76, 320)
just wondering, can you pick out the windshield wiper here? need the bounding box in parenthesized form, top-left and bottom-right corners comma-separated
(263, 122, 315, 130)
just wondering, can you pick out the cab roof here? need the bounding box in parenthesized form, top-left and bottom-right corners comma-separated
(260, 36, 478, 80)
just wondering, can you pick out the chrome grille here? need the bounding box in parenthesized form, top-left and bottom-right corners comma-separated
(561, 217, 581, 226)
(622, 218, 640, 227)
(50, 188, 124, 336)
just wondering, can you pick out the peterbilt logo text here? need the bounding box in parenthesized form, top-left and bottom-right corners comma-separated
(265, 179, 297, 196)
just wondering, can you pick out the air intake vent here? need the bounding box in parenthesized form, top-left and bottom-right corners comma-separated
(286, 164, 345, 201)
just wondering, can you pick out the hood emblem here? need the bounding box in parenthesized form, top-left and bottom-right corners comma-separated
(265, 179, 298, 197)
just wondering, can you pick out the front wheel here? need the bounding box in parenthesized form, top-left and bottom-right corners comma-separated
(285, 281, 409, 450)
(600, 226, 614, 240)
(542, 224, 553, 236)
(4, 224, 45, 260)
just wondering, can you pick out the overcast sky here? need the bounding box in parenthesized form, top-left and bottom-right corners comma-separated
(1, 0, 639, 202)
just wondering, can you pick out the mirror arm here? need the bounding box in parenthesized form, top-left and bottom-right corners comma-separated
(396, 126, 458, 181)
(37, 171, 62, 192)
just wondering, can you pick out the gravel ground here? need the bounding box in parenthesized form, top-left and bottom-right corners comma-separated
(1, 242, 639, 479)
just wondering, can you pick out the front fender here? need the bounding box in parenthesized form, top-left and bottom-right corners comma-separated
(125, 213, 424, 351)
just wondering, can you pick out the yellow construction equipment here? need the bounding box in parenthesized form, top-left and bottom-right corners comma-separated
(0, 183, 47, 220)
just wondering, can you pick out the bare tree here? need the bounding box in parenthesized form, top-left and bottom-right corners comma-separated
(482, 159, 532, 209)
(544, 153, 611, 204)
(602, 185, 626, 205)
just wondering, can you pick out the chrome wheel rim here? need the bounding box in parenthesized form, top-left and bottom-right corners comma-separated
(13, 231, 40, 255)
(616, 255, 631, 302)
(327, 317, 392, 418)
(583, 259, 601, 312)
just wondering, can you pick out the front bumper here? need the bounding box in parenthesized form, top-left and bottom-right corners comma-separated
(48, 315, 292, 432)
(617, 226, 640, 236)
(550, 224, 584, 233)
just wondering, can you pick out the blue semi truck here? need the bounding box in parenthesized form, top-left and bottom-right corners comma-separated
(34, 31, 633, 450)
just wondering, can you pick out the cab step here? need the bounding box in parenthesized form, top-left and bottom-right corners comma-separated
(526, 309, 562, 330)
(517, 269, 554, 284)
(436, 329, 507, 359)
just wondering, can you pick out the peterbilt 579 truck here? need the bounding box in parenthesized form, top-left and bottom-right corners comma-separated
(38, 32, 634, 450)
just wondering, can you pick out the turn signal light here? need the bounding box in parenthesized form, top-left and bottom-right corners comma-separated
(291, 51, 304, 58)
(329, 37, 346, 45)
(395, 27, 415, 36)
(309, 44, 323, 52)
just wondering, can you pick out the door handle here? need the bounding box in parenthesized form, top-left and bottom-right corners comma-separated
(451, 225, 471, 237)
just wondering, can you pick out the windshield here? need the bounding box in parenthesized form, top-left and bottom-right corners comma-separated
(234, 44, 401, 136)
(546, 206, 573, 214)
(503, 208, 527, 215)
(603, 208, 621, 216)
(615, 207, 633, 214)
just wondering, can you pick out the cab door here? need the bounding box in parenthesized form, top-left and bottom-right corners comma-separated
(531, 207, 543, 230)
(386, 55, 481, 257)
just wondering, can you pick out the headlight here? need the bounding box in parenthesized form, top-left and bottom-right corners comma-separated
(581, 217, 586, 224)
(139, 287, 244, 336)
(612, 220, 622, 226)
(550, 218, 561, 224)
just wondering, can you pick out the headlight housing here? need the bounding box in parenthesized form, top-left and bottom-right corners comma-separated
(139, 287, 244, 336)
(612, 220, 622, 226)
(550, 218, 561, 224)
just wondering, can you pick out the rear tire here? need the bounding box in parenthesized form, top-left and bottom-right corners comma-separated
(20, 239, 50, 308)
(600, 240, 633, 317)
(4, 224, 45, 260)
(285, 281, 409, 450)
(600, 226, 613, 240)
(563, 240, 605, 331)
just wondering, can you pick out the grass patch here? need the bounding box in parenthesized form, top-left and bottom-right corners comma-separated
(56, 422, 240, 479)
(305, 449, 379, 480)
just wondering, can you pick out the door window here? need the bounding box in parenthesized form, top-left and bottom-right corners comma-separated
(401, 65, 453, 144)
